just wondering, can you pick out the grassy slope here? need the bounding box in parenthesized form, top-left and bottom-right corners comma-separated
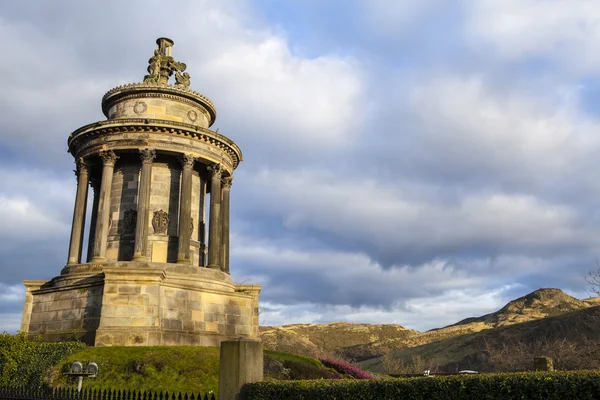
(48, 346, 330, 396)
(360, 305, 600, 373)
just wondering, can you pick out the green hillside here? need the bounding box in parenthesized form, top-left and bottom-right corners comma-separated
(47, 346, 334, 397)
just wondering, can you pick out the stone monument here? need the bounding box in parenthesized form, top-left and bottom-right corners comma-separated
(20, 38, 261, 346)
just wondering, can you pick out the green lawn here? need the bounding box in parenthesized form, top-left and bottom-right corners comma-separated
(48, 346, 332, 397)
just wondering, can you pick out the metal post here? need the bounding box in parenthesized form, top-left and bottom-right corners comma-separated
(77, 376, 83, 400)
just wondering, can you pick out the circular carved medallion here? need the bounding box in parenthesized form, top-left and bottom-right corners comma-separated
(187, 110, 198, 122)
(133, 101, 147, 114)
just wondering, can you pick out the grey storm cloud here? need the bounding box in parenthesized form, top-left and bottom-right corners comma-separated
(1, 0, 600, 331)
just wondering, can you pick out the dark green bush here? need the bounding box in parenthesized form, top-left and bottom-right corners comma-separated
(241, 371, 600, 400)
(0, 332, 85, 389)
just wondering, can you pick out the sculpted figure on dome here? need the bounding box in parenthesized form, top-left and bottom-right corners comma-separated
(143, 49, 162, 84)
(175, 70, 191, 88)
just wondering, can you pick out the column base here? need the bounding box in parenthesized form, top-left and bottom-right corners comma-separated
(132, 254, 149, 262)
(89, 256, 106, 262)
(207, 264, 223, 271)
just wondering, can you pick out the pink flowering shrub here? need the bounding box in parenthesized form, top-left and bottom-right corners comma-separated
(319, 358, 374, 379)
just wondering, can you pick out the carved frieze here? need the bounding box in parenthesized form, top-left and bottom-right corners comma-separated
(152, 210, 169, 234)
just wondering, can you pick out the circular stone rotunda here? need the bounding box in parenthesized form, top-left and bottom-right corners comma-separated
(20, 38, 260, 346)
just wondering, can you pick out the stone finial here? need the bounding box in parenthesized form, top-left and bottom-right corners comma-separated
(143, 37, 191, 88)
(207, 163, 223, 178)
(222, 176, 233, 189)
(140, 149, 156, 164)
(99, 150, 119, 166)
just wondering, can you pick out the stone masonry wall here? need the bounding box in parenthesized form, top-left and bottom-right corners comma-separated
(106, 158, 139, 261)
(148, 160, 180, 263)
(23, 282, 104, 344)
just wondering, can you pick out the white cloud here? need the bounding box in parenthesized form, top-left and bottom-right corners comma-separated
(0, 314, 22, 334)
(199, 36, 363, 147)
(407, 76, 600, 186)
(465, 0, 600, 71)
(0, 168, 73, 240)
(361, 0, 444, 36)
(260, 285, 517, 331)
(243, 167, 594, 264)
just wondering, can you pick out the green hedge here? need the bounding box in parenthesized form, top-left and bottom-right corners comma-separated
(0, 332, 85, 389)
(241, 371, 600, 400)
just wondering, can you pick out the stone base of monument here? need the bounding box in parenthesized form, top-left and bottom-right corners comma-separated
(20, 262, 260, 347)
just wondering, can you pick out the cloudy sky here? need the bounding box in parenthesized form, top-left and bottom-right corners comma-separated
(2, 0, 600, 333)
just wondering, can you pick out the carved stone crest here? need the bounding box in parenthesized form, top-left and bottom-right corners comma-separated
(187, 110, 198, 122)
(123, 209, 137, 234)
(133, 101, 147, 114)
(152, 210, 169, 234)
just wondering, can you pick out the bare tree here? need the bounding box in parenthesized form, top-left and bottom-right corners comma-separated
(586, 262, 600, 296)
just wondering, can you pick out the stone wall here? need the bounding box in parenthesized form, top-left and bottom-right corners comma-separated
(148, 160, 180, 263)
(22, 264, 261, 347)
(106, 157, 139, 261)
(100, 157, 207, 265)
(107, 97, 211, 129)
(22, 279, 104, 344)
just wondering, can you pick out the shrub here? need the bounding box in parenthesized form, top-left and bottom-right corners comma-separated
(241, 370, 600, 400)
(319, 358, 374, 379)
(0, 332, 85, 389)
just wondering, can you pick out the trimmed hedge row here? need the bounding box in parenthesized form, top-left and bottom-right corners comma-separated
(0, 332, 85, 389)
(241, 371, 600, 400)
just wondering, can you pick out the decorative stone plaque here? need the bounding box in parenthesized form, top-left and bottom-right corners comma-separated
(187, 110, 198, 122)
(152, 210, 169, 234)
(133, 101, 148, 114)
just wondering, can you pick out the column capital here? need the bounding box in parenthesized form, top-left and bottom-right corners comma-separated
(88, 177, 101, 193)
(207, 163, 223, 178)
(99, 150, 119, 166)
(180, 153, 196, 169)
(221, 176, 233, 189)
(75, 157, 89, 173)
(74, 157, 89, 176)
(140, 149, 156, 164)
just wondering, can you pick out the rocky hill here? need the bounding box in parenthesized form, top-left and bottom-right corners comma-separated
(259, 322, 418, 360)
(260, 289, 600, 363)
(360, 304, 600, 373)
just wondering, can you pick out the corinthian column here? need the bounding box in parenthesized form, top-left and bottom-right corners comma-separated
(177, 154, 195, 263)
(207, 163, 223, 270)
(67, 158, 89, 265)
(86, 178, 100, 262)
(90, 150, 118, 262)
(133, 149, 156, 261)
(220, 176, 233, 274)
